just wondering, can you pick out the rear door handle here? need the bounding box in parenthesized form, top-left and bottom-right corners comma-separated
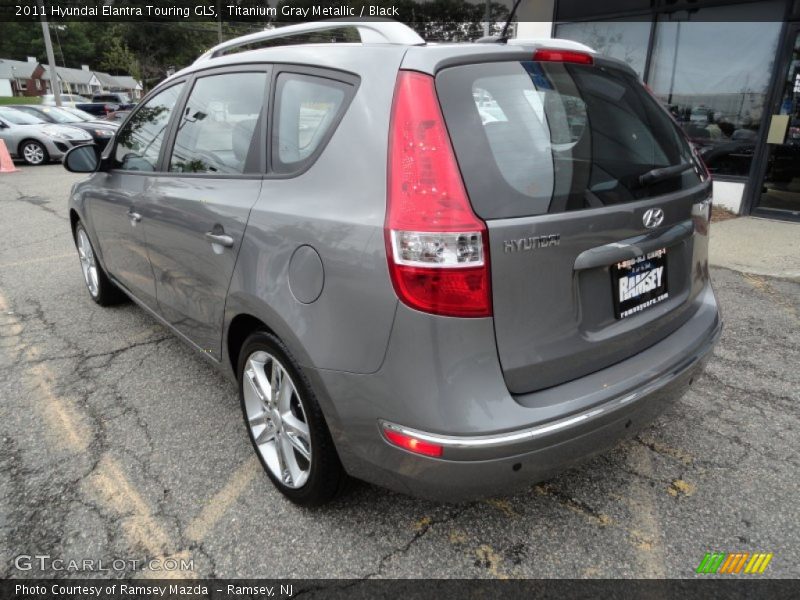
(127, 210, 142, 223)
(205, 232, 234, 248)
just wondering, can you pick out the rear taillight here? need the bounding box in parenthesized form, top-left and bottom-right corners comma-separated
(533, 49, 594, 65)
(385, 70, 491, 318)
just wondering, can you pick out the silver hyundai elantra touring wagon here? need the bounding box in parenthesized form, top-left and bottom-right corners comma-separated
(63, 21, 721, 506)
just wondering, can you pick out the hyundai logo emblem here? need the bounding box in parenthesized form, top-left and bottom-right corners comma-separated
(642, 208, 665, 229)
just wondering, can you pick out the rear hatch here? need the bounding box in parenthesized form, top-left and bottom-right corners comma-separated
(436, 53, 712, 394)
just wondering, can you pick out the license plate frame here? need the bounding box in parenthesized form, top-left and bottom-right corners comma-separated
(611, 248, 669, 319)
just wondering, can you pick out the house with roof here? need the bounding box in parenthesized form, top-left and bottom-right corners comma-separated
(1, 57, 142, 100)
(110, 75, 143, 100)
(40, 64, 102, 97)
(0, 58, 41, 97)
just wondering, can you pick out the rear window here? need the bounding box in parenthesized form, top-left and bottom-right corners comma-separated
(437, 61, 702, 219)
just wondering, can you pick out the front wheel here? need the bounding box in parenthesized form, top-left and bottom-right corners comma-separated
(20, 140, 48, 166)
(74, 223, 125, 306)
(238, 331, 346, 506)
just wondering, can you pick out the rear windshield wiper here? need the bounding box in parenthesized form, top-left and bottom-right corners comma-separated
(639, 162, 693, 187)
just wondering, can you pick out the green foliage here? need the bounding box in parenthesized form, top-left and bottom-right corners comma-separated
(0, 4, 512, 92)
(0, 22, 46, 62)
(97, 27, 140, 78)
(0, 22, 104, 66)
(112, 22, 218, 89)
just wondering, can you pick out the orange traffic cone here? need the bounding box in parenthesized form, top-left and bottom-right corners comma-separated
(0, 139, 18, 173)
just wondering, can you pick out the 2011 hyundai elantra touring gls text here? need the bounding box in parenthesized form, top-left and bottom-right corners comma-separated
(62, 21, 721, 506)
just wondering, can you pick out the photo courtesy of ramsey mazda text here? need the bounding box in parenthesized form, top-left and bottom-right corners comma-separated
(62, 20, 721, 506)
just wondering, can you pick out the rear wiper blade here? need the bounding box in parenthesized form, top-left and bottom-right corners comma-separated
(639, 162, 693, 187)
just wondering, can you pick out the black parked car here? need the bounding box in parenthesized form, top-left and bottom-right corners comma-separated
(76, 93, 137, 117)
(8, 105, 118, 149)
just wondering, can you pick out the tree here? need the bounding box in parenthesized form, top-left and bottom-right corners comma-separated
(112, 22, 218, 89)
(97, 28, 140, 79)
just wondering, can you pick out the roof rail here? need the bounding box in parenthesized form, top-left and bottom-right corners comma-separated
(195, 20, 425, 63)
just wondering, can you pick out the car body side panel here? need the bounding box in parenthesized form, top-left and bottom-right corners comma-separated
(145, 177, 263, 360)
(224, 50, 405, 376)
(84, 172, 159, 308)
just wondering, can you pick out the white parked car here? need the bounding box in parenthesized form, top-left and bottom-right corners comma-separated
(41, 94, 90, 108)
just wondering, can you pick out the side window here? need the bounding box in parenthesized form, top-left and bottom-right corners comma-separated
(169, 72, 267, 175)
(113, 83, 184, 171)
(272, 73, 350, 174)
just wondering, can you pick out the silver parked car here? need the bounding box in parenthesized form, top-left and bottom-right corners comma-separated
(62, 21, 721, 506)
(0, 106, 93, 165)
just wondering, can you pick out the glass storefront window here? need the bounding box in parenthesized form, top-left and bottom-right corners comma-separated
(555, 20, 651, 78)
(648, 2, 783, 177)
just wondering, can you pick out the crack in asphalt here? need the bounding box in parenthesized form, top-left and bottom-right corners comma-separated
(364, 506, 473, 579)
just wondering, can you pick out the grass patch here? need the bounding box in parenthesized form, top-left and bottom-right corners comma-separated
(0, 96, 42, 105)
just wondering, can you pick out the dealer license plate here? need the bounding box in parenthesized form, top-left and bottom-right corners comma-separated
(611, 248, 669, 319)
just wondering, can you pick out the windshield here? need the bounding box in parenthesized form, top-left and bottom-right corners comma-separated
(437, 60, 701, 219)
(0, 108, 44, 125)
(59, 106, 94, 121)
(37, 107, 83, 123)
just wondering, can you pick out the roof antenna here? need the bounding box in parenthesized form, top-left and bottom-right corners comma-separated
(476, 0, 524, 44)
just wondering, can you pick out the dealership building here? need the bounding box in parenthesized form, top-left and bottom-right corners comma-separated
(518, 0, 800, 222)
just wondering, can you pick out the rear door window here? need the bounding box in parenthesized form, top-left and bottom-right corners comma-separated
(437, 61, 702, 219)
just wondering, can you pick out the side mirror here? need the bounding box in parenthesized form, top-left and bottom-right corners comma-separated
(63, 144, 101, 173)
(0, 121, 8, 129)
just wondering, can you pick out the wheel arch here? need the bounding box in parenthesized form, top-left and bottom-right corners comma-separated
(226, 313, 276, 379)
(69, 209, 80, 241)
(225, 307, 347, 464)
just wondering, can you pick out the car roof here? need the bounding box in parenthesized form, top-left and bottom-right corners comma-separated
(158, 21, 635, 95)
(167, 21, 589, 72)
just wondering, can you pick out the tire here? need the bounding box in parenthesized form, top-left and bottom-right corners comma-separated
(74, 222, 126, 306)
(19, 139, 48, 166)
(238, 331, 346, 506)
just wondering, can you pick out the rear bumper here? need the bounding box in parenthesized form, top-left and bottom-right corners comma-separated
(308, 285, 721, 502)
(380, 314, 719, 462)
(379, 362, 706, 501)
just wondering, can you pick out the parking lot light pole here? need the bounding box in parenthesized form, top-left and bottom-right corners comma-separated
(37, 0, 61, 107)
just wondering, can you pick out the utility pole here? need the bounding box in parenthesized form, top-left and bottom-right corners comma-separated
(217, 0, 223, 43)
(37, 0, 61, 107)
(483, 0, 490, 37)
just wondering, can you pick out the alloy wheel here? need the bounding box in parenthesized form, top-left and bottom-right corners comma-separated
(22, 142, 45, 165)
(76, 228, 99, 297)
(243, 350, 312, 489)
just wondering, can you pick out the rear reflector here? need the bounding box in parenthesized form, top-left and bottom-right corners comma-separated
(383, 427, 443, 458)
(533, 49, 594, 65)
(385, 70, 492, 318)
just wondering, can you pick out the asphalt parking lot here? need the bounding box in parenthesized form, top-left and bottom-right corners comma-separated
(0, 164, 798, 579)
